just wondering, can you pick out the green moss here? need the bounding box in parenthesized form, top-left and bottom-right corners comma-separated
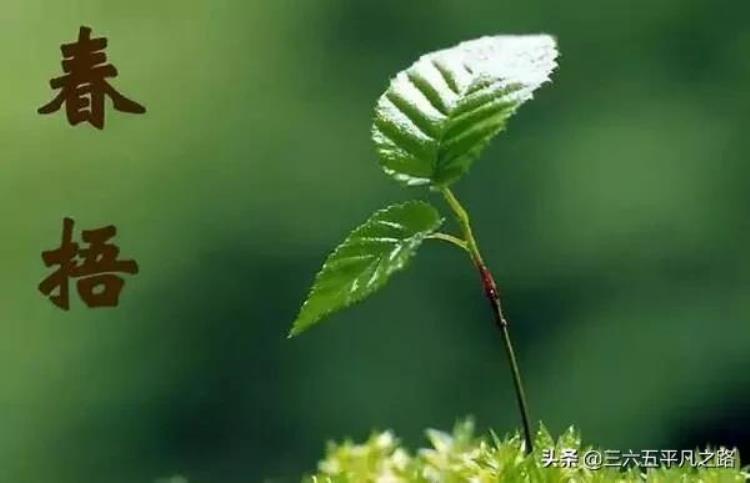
(304, 420, 748, 482)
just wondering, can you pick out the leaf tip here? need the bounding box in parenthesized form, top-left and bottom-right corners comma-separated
(287, 323, 304, 339)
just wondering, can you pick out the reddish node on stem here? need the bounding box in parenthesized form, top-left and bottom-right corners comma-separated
(478, 263, 498, 301)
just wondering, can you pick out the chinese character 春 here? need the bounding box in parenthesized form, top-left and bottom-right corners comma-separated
(38, 26, 145, 129)
(39, 218, 139, 310)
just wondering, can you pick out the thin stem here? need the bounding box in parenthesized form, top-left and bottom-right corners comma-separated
(426, 232, 470, 252)
(439, 186, 535, 454)
(440, 187, 484, 266)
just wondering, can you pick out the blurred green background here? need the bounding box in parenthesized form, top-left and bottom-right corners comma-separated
(1, 0, 749, 481)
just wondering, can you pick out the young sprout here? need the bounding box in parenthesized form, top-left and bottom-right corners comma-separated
(290, 35, 559, 453)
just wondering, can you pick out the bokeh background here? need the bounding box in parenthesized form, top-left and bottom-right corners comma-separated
(1, 0, 749, 481)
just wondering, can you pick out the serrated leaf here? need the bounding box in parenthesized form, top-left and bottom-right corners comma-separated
(289, 201, 443, 337)
(373, 34, 558, 186)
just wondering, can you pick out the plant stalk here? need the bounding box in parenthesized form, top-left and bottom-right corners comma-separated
(427, 232, 470, 252)
(440, 187, 534, 454)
